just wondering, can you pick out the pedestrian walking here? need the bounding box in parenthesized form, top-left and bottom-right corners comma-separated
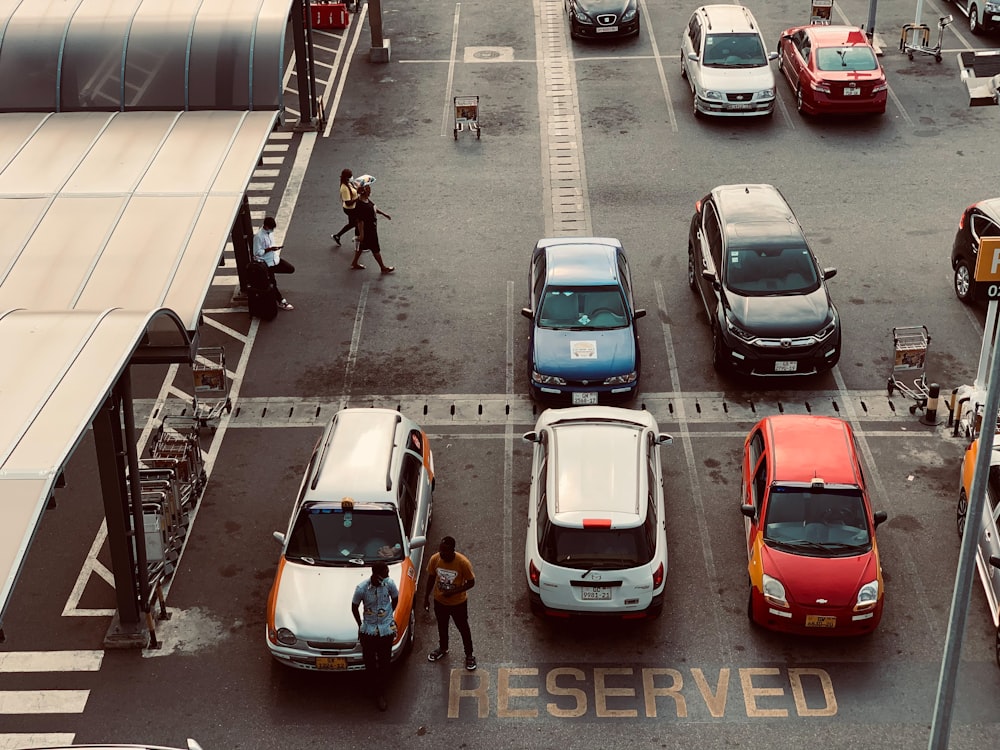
(252, 216, 295, 311)
(422, 536, 476, 671)
(350, 184, 395, 273)
(331, 168, 359, 246)
(351, 561, 399, 711)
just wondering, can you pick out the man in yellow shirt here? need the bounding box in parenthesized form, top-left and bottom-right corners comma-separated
(422, 536, 476, 671)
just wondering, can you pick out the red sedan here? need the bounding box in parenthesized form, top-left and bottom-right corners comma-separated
(741, 415, 888, 636)
(777, 25, 887, 115)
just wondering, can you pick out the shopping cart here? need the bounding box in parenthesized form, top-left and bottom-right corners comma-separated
(453, 95, 480, 140)
(887, 325, 931, 413)
(191, 346, 232, 431)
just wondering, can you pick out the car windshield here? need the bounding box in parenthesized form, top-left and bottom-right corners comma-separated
(285, 506, 404, 565)
(540, 525, 653, 569)
(762, 486, 871, 555)
(538, 286, 628, 330)
(724, 247, 820, 296)
(703, 33, 768, 67)
(816, 46, 878, 72)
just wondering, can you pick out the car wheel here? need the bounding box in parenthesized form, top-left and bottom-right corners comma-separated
(711, 325, 728, 373)
(687, 247, 697, 290)
(746, 585, 756, 623)
(957, 489, 968, 538)
(777, 51, 783, 74)
(796, 85, 806, 114)
(970, 6, 982, 35)
(995, 625, 1000, 670)
(954, 259, 974, 304)
(680, 53, 687, 79)
(402, 609, 416, 657)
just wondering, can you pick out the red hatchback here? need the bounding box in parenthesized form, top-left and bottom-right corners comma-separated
(740, 415, 888, 635)
(777, 25, 887, 115)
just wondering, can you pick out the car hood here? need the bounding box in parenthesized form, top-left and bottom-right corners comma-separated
(533, 327, 636, 377)
(272, 561, 394, 642)
(727, 289, 832, 337)
(577, 0, 630, 13)
(699, 65, 775, 91)
(762, 545, 879, 607)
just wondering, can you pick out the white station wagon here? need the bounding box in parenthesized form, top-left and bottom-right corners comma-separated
(523, 406, 672, 617)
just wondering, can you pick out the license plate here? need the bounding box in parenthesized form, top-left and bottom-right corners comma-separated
(843, 88, 861, 96)
(316, 656, 348, 670)
(572, 391, 599, 405)
(774, 360, 798, 373)
(806, 615, 837, 628)
(581, 587, 612, 601)
(596, 26, 618, 33)
(728, 103, 754, 110)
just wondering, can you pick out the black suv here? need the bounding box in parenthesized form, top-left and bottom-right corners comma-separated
(687, 184, 841, 377)
(951, 197, 1000, 304)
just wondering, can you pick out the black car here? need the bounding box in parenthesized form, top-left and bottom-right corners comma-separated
(951, 197, 1000, 304)
(687, 184, 841, 377)
(565, 0, 639, 39)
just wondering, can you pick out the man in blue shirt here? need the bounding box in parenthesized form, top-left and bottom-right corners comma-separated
(351, 561, 399, 711)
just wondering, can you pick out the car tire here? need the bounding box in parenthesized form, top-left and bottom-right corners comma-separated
(711, 325, 728, 374)
(687, 247, 698, 290)
(958, 488, 968, 538)
(680, 52, 687, 79)
(777, 51, 783, 74)
(970, 6, 982, 35)
(796, 85, 807, 115)
(954, 259, 974, 304)
(402, 609, 416, 657)
(746, 585, 756, 624)
(995, 625, 1000, 670)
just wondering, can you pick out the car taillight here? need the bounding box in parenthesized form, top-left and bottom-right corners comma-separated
(810, 80, 831, 94)
(652, 562, 664, 589)
(695, 199, 703, 213)
(529, 560, 541, 586)
(959, 204, 977, 230)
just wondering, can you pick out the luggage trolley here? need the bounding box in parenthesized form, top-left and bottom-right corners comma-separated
(453, 95, 480, 140)
(900, 15, 953, 63)
(887, 325, 931, 413)
(191, 346, 232, 430)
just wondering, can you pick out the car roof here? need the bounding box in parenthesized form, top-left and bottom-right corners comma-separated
(309, 408, 405, 501)
(763, 415, 860, 486)
(543, 242, 621, 286)
(539, 407, 658, 526)
(712, 184, 808, 249)
(698, 4, 759, 32)
(797, 25, 872, 47)
(974, 197, 1000, 221)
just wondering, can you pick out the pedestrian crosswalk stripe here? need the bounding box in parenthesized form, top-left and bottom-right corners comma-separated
(0, 651, 102, 673)
(0, 733, 75, 750)
(0, 690, 89, 714)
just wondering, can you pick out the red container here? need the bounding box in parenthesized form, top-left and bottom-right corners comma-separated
(310, 3, 349, 30)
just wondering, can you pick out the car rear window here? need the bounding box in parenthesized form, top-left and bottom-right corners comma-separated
(725, 247, 820, 296)
(539, 522, 654, 570)
(704, 32, 767, 67)
(539, 286, 628, 330)
(763, 486, 870, 554)
(816, 46, 878, 72)
(285, 506, 404, 565)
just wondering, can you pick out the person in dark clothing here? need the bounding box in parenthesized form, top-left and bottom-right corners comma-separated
(349, 184, 395, 274)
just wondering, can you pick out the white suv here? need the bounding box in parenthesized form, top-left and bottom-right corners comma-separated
(523, 407, 672, 617)
(681, 4, 778, 117)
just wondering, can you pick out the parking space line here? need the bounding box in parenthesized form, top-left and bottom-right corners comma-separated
(639, 0, 678, 132)
(503, 280, 517, 660)
(440, 4, 462, 138)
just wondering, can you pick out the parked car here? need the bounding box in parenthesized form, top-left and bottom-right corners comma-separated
(680, 4, 778, 117)
(741, 415, 888, 635)
(951, 197, 1000, 304)
(688, 183, 841, 376)
(564, 0, 640, 40)
(776, 25, 887, 115)
(957, 432, 1000, 668)
(266, 408, 433, 670)
(521, 237, 645, 404)
(522, 407, 672, 617)
(950, 1, 1000, 34)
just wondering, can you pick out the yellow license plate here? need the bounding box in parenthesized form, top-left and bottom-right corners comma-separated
(316, 657, 348, 670)
(806, 615, 837, 628)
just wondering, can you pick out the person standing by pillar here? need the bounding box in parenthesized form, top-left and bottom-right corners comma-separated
(422, 536, 476, 671)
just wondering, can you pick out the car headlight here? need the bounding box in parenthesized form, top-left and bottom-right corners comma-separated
(275, 627, 297, 646)
(854, 580, 879, 611)
(815, 314, 838, 341)
(759, 88, 775, 99)
(532, 371, 567, 386)
(762, 574, 788, 608)
(621, 4, 637, 22)
(725, 316, 755, 342)
(703, 90, 723, 101)
(986, 2, 999, 12)
(604, 371, 637, 385)
(573, 9, 594, 24)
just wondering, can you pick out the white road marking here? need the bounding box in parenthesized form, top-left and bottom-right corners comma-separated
(0, 691, 89, 714)
(0, 734, 75, 750)
(0, 651, 102, 673)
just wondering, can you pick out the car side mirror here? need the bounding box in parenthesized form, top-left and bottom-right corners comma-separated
(657, 433, 673, 446)
(521, 307, 533, 319)
(767, 51, 779, 61)
(634, 308, 647, 320)
(740, 504, 756, 520)
(873, 510, 888, 528)
(688, 52, 699, 62)
(990, 555, 1000, 570)
(701, 269, 717, 284)
(823, 267, 837, 281)
(273, 531, 285, 545)
(410, 535, 426, 551)
(523, 430, 540, 443)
